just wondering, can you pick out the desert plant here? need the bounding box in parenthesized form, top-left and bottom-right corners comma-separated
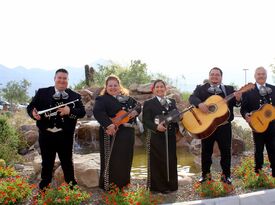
(0, 166, 35, 204)
(33, 183, 91, 205)
(0, 166, 18, 178)
(194, 179, 234, 198)
(101, 183, 162, 205)
(0, 159, 6, 168)
(234, 156, 275, 189)
(0, 115, 21, 164)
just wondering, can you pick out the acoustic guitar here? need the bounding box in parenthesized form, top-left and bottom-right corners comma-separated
(111, 103, 141, 127)
(181, 83, 254, 139)
(249, 104, 275, 133)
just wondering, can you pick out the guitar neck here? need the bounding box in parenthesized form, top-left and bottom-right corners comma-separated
(223, 83, 254, 102)
(224, 93, 235, 102)
(180, 105, 194, 115)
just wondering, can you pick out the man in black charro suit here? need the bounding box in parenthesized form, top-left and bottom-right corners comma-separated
(27, 68, 86, 190)
(241, 66, 275, 176)
(189, 67, 241, 184)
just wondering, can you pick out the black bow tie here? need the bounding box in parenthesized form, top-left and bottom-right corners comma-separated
(53, 91, 69, 100)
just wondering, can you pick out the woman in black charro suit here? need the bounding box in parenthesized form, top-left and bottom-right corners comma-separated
(142, 79, 179, 194)
(93, 75, 141, 191)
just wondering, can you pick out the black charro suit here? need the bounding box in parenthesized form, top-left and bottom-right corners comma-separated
(93, 93, 141, 190)
(142, 97, 178, 193)
(241, 83, 275, 176)
(27, 86, 85, 189)
(189, 83, 239, 178)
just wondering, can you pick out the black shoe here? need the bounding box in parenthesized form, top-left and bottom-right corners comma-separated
(221, 176, 232, 185)
(150, 190, 162, 194)
(198, 175, 211, 183)
(151, 190, 170, 194)
(161, 190, 171, 194)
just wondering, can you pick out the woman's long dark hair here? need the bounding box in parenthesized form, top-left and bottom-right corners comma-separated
(151, 79, 166, 91)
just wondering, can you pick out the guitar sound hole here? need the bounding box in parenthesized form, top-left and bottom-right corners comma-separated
(264, 110, 272, 118)
(208, 105, 217, 113)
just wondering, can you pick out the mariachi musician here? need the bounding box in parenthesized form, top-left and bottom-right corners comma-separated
(93, 75, 141, 191)
(27, 68, 86, 190)
(142, 79, 179, 194)
(189, 67, 241, 184)
(241, 66, 275, 177)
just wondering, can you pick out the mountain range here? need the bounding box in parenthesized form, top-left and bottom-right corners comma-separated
(0, 60, 220, 98)
(0, 59, 110, 96)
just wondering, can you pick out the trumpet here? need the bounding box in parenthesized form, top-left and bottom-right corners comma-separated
(37, 99, 79, 117)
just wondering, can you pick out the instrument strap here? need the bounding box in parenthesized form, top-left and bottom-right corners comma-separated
(103, 132, 111, 191)
(146, 130, 152, 190)
(165, 129, 170, 182)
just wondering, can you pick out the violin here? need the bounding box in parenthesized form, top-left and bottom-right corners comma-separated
(111, 103, 141, 127)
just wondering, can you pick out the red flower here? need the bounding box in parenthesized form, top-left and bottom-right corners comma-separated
(65, 195, 70, 202)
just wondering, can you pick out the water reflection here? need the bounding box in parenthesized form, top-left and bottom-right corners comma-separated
(131, 146, 200, 178)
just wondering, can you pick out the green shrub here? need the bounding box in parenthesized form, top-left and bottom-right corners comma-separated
(0, 111, 13, 118)
(101, 183, 162, 205)
(0, 176, 35, 204)
(0, 115, 21, 164)
(0, 166, 18, 178)
(234, 156, 275, 189)
(33, 183, 91, 205)
(7, 110, 34, 152)
(0, 159, 6, 168)
(194, 180, 234, 198)
(181, 91, 191, 102)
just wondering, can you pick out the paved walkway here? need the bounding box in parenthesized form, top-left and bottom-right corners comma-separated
(163, 188, 275, 205)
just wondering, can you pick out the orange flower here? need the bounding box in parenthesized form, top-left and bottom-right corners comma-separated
(65, 195, 70, 202)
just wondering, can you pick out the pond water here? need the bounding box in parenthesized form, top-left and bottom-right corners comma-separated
(74, 143, 200, 177)
(131, 146, 200, 178)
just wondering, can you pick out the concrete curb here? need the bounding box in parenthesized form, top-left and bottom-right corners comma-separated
(162, 188, 275, 205)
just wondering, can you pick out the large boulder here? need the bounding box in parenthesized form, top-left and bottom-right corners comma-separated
(75, 121, 100, 152)
(212, 136, 245, 156)
(23, 130, 39, 147)
(136, 83, 152, 94)
(19, 125, 37, 133)
(189, 139, 201, 155)
(18, 125, 39, 155)
(75, 119, 145, 151)
(33, 155, 61, 175)
(78, 87, 102, 120)
(54, 153, 100, 188)
(131, 93, 153, 102)
(79, 83, 187, 119)
(232, 135, 245, 155)
(33, 153, 100, 188)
